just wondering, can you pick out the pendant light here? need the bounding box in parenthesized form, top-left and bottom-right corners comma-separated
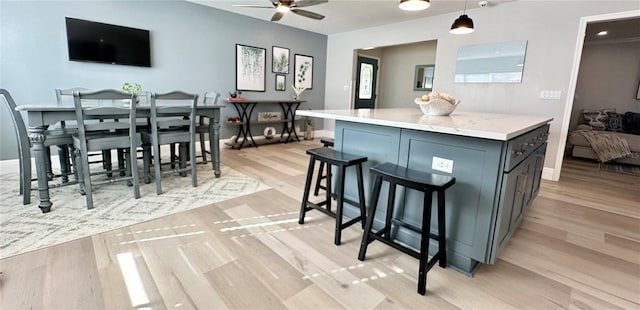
(450, 0, 474, 34)
(399, 0, 430, 11)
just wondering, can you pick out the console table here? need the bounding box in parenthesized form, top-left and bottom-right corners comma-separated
(225, 99, 304, 150)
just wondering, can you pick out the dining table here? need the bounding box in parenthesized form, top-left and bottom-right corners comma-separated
(16, 101, 224, 213)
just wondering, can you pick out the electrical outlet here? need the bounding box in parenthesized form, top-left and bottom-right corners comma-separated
(432, 156, 454, 174)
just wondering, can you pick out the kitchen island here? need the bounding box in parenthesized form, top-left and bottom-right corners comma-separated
(297, 108, 553, 275)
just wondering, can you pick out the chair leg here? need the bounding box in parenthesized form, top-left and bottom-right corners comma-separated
(19, 142, 31, 205)
(117, 148, 126, 177)
(153, 139, 162, 195)
(77, 148, 93, 208)
(130, 145, 140, 199)
(70, 145, 78, 182)
(313, 161, 325, 196)
(384, 182, 397, 240)
(298, 156, 316, 225)
(438, 190, 447, 268)
(103, 150, 112, 177)
(358, 174, 383, 261)
(334, 165, 346, 246)
(190, 140, 198, 188)
(356, 163, 367, 228)
(58, 145, 71, 183)
(124, 149, 133, 187)
(45, 146, 53, 181)
(179, 143, 188, 177)
(417, 190, 434, 295)
(199, 132, 207, 164)
(325, 164, 332, 213)
(142, 143, 152, 184)
(169, 143, 176, 169)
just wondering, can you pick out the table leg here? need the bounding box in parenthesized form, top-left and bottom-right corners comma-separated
(279, 102, 301, 142)
(29, 126, 53, 213)
(232, 102, 257, 150)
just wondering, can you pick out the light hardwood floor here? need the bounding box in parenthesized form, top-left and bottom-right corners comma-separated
(1, 140, 638, 309)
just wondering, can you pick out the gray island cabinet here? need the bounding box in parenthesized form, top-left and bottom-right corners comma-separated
(297, 108, 552, 275)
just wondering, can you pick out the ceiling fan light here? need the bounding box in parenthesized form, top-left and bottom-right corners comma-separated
(399, 0, 430, 11)
(450, 14, 475, 34)
(276, 4, 291, 13)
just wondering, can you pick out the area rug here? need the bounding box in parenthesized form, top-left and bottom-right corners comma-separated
(600, 163, 640, 177)
(0, 160, 270, 259)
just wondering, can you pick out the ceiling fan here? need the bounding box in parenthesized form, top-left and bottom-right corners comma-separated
(232, 0, 327, 22)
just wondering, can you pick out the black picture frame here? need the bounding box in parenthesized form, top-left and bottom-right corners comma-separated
(236, 44, 266, 92)
(272, 46, 289, 74)
(275, 74, 286, 91)
(294, 54, 313, 90)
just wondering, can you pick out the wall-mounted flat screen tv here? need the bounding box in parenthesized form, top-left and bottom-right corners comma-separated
(65, 17, 151, 67)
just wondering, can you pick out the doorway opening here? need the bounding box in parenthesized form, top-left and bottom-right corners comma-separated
(555, 10, 640, 181)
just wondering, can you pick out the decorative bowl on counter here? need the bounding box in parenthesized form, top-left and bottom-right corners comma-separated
(415, 91, 460, 116)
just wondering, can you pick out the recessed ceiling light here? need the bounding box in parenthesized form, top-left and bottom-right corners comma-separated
(362, 47, 376, 50)
(597, 30, 608, 36)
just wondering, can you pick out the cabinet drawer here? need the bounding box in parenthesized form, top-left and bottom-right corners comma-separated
(504, 124, 549, 171)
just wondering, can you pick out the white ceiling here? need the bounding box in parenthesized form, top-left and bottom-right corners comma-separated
(188, 0, 509, 35)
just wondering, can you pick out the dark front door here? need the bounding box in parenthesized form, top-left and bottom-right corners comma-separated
(354, 56, 378, 109)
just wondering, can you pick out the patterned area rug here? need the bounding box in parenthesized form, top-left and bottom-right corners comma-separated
(0, 160, 269, 259)
(600, 163, 640, 177)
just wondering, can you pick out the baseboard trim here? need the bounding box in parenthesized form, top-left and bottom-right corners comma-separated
(542, 167, 555, 181)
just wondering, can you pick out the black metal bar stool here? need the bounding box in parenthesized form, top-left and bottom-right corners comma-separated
(314, 138, 335, 196)
(357, 162, 455, 295)
(299, 147, 367, 245)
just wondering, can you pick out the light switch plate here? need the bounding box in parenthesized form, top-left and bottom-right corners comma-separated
(539, 90, 562, 100)
(432, 156, 454, 174)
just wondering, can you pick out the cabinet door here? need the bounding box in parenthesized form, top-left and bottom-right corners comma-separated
(491, 159, 530, 263)
(529, 144, 547, 202)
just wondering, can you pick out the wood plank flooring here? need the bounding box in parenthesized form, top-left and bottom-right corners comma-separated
(1, 140, 638, 309)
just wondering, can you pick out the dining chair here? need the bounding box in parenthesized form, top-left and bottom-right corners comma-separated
(164, 91, 219, 166)
(56, 87, 121, 179)
(72, 89, 141, 209)
(141, 91, 198, 195)
(196, 91, 221, 163)
(1, 89, 76, 205)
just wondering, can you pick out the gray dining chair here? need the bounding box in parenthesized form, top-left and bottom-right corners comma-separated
(141, 91, 198, 195)
(56, 87, 125, 179)
(1, 89, 76, 205)
(165, 91, 219, 166)
(197, 91, 221, 163)
(72, 89, 141, 209)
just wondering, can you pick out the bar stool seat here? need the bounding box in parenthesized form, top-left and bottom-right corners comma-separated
(314, 138, 335, 196)
(299, 147, 367, 245)
(358, 162, 455, 295)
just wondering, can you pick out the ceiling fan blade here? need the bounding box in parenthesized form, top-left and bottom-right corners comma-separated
(292, 0, 328, 8)
(291, 9, 324, 20)
(271, 11, 285, 22)
(231, 5, 274, 8)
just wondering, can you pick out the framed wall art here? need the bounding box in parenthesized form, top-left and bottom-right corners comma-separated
(275, 74, 286, 91)
(272, 46, 289, 74)
(236, 44, 266, 92)
(294, 54, 313, 90)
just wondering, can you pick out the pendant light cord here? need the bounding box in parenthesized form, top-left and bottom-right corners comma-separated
(463, 0, 468, 14)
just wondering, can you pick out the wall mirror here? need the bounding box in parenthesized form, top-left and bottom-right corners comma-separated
(414, 64, 435, 91)
(454, 40, 528, 83)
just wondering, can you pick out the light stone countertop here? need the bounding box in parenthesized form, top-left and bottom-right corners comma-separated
(297, 108, 553, 141)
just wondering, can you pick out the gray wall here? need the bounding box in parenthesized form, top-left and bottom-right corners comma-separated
(570, 41, 640, 130)
(377, 40, 437, 108)
(324, 1, 640, 179)
(0, 0, 327, 160)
